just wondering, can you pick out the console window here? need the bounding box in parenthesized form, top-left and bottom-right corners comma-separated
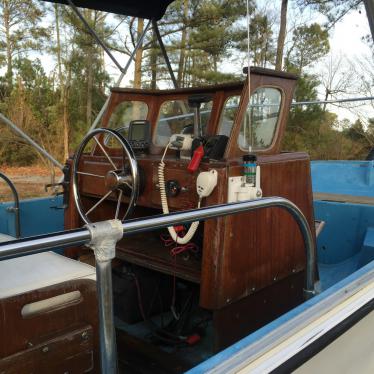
(218, 95, 241, 137)
(239, 87, 282, 150)
(107, 100, 148, 136)
(105, 100, 148, 147)
(154, 99, 213, 146)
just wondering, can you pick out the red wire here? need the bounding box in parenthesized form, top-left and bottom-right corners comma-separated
(160, 231, 199, 319)
(160, 234, 176, 247)
(170, 243, 199, 256)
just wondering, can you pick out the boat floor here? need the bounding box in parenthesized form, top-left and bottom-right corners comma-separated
(115, 253, 368, 373)
(318, 253, 361, 291)
(115, 315, 213, 373)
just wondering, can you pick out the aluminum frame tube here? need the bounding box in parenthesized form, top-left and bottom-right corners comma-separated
(292, 96, 374, 106)
(0, 228, 90, 260)
(0, 197, 316, 297)
(0, 113, 64, 170)
(88, 19, 152, 133)
(0, 172, 21, 238)
(152, 20, 178, 88)
(67, 0, 124, 73)
(365, 0, 374, 42)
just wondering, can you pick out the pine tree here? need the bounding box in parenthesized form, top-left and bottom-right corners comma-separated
(0, 0, 48, 90)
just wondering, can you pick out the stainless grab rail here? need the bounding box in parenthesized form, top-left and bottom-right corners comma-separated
(0, 197, 317, 373)
(0, 172, 21, 238)
(0, 197, 316, 293)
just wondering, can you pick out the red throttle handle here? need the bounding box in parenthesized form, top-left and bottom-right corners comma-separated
(188, 145, 204, 173)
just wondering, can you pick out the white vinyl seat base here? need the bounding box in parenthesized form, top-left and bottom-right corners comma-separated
(0, 251, 96, 299)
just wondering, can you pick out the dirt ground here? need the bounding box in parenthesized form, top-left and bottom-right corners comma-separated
(0, 165, 63, 202)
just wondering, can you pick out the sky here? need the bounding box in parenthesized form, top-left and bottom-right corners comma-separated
(5, 1, 374, 124)
(104, 2, 374, 123)
(314, 7, 374, 123)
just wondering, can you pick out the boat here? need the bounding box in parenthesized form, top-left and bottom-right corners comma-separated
(0, 1, 374, 373)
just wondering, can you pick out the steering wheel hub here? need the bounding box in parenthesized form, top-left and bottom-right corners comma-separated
(105, 170, 132, 191)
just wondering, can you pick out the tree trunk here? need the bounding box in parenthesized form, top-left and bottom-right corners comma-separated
(63, 79, 70, 161)
(177, 0, 189, 86)
(183, 53, 189, 86)
(150, 28, 157, 89)
(100, 48, 105, 95)
(275, 0, 288, 71)
(55, 3, 69, 160)
(55, 4, 63, 85)
(323, 89, 330, 112)
(191, 54, 196, 86)
(213, 57, 217, 73)
(86, 10, 94, 127)
(86, 48, 93, 125)
(134, 18, 144, 89)
(3, 0, 13, 88)
(97, 14, 106, 96)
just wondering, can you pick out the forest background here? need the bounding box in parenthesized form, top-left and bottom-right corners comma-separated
(1, 0, 374, 170)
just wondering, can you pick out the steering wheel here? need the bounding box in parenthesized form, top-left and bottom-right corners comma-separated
(72, 128, 139, 224)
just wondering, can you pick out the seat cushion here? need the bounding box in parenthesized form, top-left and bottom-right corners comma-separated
(0, 252, 96, 299)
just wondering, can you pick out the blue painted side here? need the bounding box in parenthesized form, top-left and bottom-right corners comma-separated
(314, 201, 374, 264)
(0, 196, 64, 238)
(311, 160, 374, 197)
(358, 227, 374, 268)
(187, 259, 374, 374)
(313, 201, 374, 289)
(190, 161, 374, 372)
(0, 160, 371, 373)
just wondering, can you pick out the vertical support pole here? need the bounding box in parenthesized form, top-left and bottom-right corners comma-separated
(152, 20, 179, 89)
(96, 260, 117, 373)
(86, 219, 123, 374)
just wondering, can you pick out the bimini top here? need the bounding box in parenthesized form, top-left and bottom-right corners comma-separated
(41, 0, 175, 20)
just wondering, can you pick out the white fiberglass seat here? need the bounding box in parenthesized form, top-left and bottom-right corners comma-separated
(0, 235, 99, 372)
(0, 251, 96, 299)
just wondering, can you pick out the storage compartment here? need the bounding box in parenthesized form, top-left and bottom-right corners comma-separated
(116, 226, 204, 284)
(113, 264, 173, 324)
(0, 325, 95, 374)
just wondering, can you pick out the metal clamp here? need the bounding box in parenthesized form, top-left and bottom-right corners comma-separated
(86, 219, 123, 262)
(85, 219, 123, 374)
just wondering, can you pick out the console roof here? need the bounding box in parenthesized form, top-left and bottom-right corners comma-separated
(42, 0, 175, 20)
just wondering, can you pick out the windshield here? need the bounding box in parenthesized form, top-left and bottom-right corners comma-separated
(106, 100, 148, 146)
(239, 87, 282, 150)
(218, 95, 241, 137)
(154, 99, 213, 146)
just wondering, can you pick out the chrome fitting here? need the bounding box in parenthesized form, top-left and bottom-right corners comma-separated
(303, 288, 316, 300)
(85, 219, 123, 262)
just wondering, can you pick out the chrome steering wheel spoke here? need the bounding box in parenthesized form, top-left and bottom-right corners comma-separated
(72, 128, 139, 224)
